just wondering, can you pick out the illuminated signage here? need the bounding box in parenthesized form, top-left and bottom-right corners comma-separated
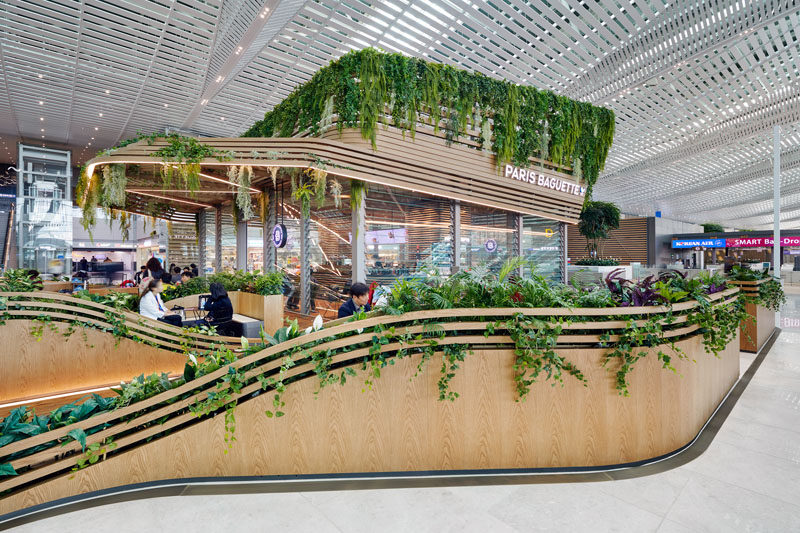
(726, 236, 800, 247)
(672, 239, 725, 249)
(504, 165, 586, 197)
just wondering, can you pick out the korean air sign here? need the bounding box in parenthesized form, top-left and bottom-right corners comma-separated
(672, 239, 726, 249)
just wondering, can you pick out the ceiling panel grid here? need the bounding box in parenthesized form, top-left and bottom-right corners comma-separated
(3, 0, 800, 228)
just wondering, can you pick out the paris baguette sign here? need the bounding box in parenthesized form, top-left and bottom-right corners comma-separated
(504, 164, 586, 197)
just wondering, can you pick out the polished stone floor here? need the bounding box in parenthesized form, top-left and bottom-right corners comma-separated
(8, 296, 800, 533)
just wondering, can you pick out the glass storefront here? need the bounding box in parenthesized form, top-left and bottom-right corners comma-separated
(17, 145, 72, 277)
(365, 184, 452, 283)
(460, 203, 515, 274)
(522, 215, 562, 282)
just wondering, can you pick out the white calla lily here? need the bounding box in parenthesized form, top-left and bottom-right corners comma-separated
(312, 314, 324, 331)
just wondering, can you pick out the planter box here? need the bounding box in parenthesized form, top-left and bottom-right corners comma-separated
(568, 264, 632, 285)
(0, 289, 743, 514)
(165, 291, 284, 337)
(729, 279, 776, 353)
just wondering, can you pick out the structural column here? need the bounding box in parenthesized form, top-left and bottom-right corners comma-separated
(236, 219, 248, 272)
(351, 196, 366, 284)
(774, 125, 781, 275)
(214, 206, 222, 273)
(515, 214, 524, 277)
(450, 199, 461, 273)
(300, 214, 311, 315)
(262, 186, 277, 272)
(197, 211, 207, 276)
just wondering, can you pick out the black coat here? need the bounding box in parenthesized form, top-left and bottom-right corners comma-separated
(203, 296, 233, 323)
(337, 298, 370, 318)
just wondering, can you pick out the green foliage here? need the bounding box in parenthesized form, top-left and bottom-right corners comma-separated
(0, 269, 42, 292)
(758, 279, 786, 312)
(572, 258, 620, 266)
(493, 315, 586, 400)
(243, 48, 615, 194)
(71, 437, 117, 475)
(578, 201, 621, 258)
(161, 271, 284, 302)
(151, 133, 232, 192)
(702, 223, 725, 233)
(728, 265, 769, 281)
(73, 290, 138, 311)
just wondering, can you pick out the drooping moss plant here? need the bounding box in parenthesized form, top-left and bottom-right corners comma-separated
(243, 48, 615, 197)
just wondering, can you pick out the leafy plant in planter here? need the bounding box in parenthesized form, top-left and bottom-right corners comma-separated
(572, 258, 620, 266)
(243, 48, 615, 196)
(578, 201, 621, 258)
(0, 269, 43, 292)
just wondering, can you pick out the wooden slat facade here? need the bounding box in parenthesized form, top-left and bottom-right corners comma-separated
(86, 126, 586, 225)
(567, 217, 652, 265)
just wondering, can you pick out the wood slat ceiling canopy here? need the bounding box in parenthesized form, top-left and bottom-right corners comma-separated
(86, 129, 587, 224)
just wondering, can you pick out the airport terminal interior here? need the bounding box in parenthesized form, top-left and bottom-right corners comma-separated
(0, 1, 799, 531)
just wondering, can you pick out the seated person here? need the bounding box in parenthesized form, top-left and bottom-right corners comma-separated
(180, 270, 193, 284)
(338, 282, 371, 318)
(188, 282, 233, 329)
(139, 278, 182, 326)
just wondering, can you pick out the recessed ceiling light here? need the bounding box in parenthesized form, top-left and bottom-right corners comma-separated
(105, 90, 110, 94)
(39, 101, 43, 105)
(94, 127, 98, 130)
(40, 129, 44, 132)
(40, 117, 44, 121)
(88, 143, 91, 146)
(98, 113, 103, 117)
(164, 103, 168, 107)
(38, 74, 43, 79)
(220, 117, 225, 121)
(91, 137, 94, 140)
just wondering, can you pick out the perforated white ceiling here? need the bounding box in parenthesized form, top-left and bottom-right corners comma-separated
(1, 0, 799, 229)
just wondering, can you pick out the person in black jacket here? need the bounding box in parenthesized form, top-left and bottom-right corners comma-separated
(338, 282, 371, 318)
(202, 282, 234, 326)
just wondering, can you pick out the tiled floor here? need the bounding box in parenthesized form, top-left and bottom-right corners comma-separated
(8, 297, 800, 533)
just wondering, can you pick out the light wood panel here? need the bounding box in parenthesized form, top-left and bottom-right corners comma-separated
(729, 280, 776, 353)
(85, 131, 585, 224)
(0, 289, 741, 511)
(567, 217, 650, 264)
(0, 333, 739, 515)
(0, 321, 185, 405)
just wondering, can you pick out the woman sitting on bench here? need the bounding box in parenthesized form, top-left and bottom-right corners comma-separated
(139, 278, 183, 326)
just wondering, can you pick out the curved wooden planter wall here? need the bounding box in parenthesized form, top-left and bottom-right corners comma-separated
(728, 279, 776, 353)
(0, 289, 741, 515)
(0, 292, 250, 408)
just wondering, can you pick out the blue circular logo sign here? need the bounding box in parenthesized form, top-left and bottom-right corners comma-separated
(272, 223, 287, 248)
(484, 239, 498, 253)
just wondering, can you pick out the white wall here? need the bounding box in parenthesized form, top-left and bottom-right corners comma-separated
(653, 217, 704, 267)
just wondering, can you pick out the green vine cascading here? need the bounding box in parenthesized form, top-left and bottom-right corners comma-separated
(243, 48, 616, 197)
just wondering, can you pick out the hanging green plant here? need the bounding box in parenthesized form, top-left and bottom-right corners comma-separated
(100, 164, 127, 207)
(305, 167, 328, 208)
(150, 134, 232, 194)
(329, 178, 343, 209)
(257, 191, 269, 224)
(228, 165, 254, 221)
(75, 166, 100, 234)
(243, 48, 616, 199)
(292, 179, 315, 218)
